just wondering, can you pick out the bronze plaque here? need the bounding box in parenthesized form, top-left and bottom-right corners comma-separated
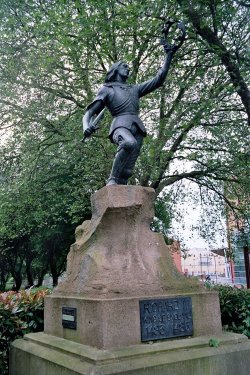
(139, 297, 193, 341)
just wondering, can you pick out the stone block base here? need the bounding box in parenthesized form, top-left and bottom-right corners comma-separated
(10, 332, 250, 375)
(44, 291, 222, 349)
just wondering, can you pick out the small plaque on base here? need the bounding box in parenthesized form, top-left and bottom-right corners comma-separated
(139, 297, 193, 341)
(62, 307, 77, 330)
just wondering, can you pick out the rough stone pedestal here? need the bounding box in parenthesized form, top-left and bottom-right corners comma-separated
(43, 185, 221, 348)
(54, 185, 201, 298)
(10, 186, 250, 374)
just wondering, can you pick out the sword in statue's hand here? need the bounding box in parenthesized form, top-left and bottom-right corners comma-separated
(81, 108, 106, 143)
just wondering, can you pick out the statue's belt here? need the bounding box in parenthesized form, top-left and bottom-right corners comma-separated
(112, 112, 139, 118)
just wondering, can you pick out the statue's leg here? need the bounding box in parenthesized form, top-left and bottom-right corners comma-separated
(107, 127, 140, 185)
(121, 130, 143, 181)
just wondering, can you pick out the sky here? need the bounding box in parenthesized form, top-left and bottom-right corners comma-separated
(164, 155, 228, 251)
(168, 180, 228, 251)
(171, 205, 227, 250)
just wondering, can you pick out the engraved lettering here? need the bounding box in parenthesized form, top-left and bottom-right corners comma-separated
(159, 325, 165, 335)
(140, 297, 193, 341)
(174, 300, 179, 310)
(160, 314, 165, 323)
(144, 303, 151, 314)
(153, 314, 157, 322)
(152, 303, 158, 313)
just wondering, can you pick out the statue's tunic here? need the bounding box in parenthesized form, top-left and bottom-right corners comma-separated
(87, 66, 168, 142)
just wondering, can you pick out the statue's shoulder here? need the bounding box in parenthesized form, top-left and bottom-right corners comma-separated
(92, 85, 110, 103)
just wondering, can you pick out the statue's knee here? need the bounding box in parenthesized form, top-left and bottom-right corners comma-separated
(123, 138, 137, 152)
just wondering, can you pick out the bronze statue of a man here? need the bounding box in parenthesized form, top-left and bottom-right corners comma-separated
(83, 44, 178, 185)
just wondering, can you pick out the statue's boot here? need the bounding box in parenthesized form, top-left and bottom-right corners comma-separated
(107, 147, 131, 185)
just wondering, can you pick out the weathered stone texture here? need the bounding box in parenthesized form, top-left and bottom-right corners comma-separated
(54, 185, 200, 297)
(10, 332, 250, 375)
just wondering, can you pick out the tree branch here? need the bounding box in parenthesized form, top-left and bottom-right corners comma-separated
(153, 170, 210, 194)
(178, 1, 250, 124)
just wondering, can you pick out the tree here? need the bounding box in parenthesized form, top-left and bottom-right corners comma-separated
(0, 0, 249, 288)
(178, 0, 250, 124)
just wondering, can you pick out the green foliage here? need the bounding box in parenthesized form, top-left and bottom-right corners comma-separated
(208, 338, 220, 348)
(0, 287, 51, 374)
(151, 194, 173, 244)
(206, 284, 250, 338)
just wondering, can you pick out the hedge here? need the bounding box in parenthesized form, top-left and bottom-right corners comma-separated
(0, 288, 51, 375)
(206, 283, 250, 338)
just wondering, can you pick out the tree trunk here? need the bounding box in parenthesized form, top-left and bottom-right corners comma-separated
(0, 271, 8, 291)
(36, 267, 48, 287)
(50, 261, 59, 287)
(12, 271, 23, 291)
(26, 258, 34, 287)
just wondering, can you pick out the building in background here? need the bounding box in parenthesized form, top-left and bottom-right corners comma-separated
(226, 201, 250, 287)
(181, 247, 227, 279)
(230, 228, 250, 286)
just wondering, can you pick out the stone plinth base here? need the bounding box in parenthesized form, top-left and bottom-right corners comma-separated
(10, 332, 250, 375)
(44, 292, 222, 349)
(43, 185, 221, 350)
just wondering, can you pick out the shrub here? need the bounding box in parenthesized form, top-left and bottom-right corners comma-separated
(0, 288, 51, 375)
(206, 284, 250, 338)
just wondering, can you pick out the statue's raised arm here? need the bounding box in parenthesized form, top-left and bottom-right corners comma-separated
(82, 24, 184, 186)
(136, 44, 177, 99)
